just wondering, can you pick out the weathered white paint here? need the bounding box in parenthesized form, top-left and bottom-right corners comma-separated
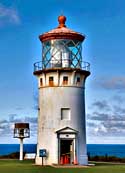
(35, 71, 88, 165)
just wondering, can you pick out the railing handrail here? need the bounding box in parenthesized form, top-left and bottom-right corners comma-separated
(34, 60, 90, 72)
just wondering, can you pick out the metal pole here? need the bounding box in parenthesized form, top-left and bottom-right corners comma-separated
(42, 157, 43, 166)
(20, 138, 23, 161)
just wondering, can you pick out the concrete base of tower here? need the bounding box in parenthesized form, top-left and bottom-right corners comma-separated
(35, 155, 88, 166)
(35, 156, 47, 165)
(35, 156, 42, 165)
(35, 156, 58, 165)
(78, 155, 88, 165)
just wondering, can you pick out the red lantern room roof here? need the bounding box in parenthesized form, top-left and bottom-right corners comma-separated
(39, 15, 85, 42)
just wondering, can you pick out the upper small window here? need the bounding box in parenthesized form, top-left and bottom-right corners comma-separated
(49, 76, 54, 86)
(40, 78, 43, 86)
(63, 76, 68, 85)
(76, 77, 80, 83)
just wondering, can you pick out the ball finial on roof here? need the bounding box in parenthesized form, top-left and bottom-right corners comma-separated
(58, 15, 66, 28)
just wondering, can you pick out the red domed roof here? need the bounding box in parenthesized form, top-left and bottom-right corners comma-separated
(39, 15, 85, 42)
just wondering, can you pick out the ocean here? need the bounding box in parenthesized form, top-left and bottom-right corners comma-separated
(87, 144, 125, 158)
(0, 144, 125, 158)
(0, 144, 36, 156)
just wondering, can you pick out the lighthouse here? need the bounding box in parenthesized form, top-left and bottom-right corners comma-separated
(34, 15, 90, 165)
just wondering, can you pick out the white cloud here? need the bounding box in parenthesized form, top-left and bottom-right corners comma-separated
(94, 76, 125, 91)
(87, 136, 125, 144)
(0, 114, 37, 143)
(86, 96, 125, 144)
(0, 3, 20, 26)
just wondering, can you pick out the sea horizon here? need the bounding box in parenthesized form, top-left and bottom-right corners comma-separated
(0, 144, 125, 158)
(0, 143, 125, 145)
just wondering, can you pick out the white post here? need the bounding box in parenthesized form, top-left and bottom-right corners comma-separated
(20, 138, 23, 161)
(58, 139, 60, 164)
(74, 138, 75, 162)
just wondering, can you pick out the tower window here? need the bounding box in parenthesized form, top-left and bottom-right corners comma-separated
(40, 78, 43, 86)
(61, 108, 70, 120)
(49, 76, 54, 86)
(76, 77, 80, 84)
(63, 76, 68, 85)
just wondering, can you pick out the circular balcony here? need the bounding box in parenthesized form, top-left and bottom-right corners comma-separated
(33, 60, 90, 75)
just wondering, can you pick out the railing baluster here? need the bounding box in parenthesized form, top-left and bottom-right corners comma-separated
(34, 60, 90, 72)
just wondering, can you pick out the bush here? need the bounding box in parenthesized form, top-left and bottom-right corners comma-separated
(0, 152, 26, 159)
(88, 154, 125, 163)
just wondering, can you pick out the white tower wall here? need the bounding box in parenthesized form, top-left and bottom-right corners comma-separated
(35, 71, 88, 165)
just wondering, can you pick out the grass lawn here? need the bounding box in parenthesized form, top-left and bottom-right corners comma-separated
(0, 160, 125, 173)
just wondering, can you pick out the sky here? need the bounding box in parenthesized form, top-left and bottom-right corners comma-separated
(0, 0, 125, 144)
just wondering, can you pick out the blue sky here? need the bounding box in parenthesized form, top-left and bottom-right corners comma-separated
(0, 0, 125, 144)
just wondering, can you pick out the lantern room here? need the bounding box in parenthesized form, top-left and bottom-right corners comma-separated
(34, 15, 90, 72)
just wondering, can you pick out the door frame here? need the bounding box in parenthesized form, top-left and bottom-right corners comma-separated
(56, 127, 78, 164)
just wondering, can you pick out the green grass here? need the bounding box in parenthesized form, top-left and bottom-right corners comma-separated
(0, 160, 125, 173)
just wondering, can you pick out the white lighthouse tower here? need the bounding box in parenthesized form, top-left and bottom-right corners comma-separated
(34, 15, 90, 165)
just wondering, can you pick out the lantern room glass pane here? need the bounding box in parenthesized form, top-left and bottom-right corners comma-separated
(42, 39, 82, 69)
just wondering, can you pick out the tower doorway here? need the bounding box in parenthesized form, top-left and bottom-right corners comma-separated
(60, 139, 73, 164)
(56, 127, 78, 165)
